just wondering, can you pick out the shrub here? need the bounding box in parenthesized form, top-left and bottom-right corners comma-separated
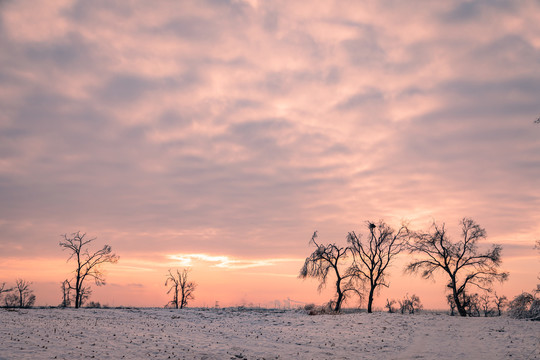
(385, 299, 396, 313)
(86, 301, 102, 308)
(306, 302, 337, 315)
(508, 292, 540, 320)
(399, 294, 422, 314)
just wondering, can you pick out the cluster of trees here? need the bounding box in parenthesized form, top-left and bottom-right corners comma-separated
(300, 218, 513, 317)
(299, 221, 408, 312)
(0, 279, 35, 308)
(446, 291, 508, 317)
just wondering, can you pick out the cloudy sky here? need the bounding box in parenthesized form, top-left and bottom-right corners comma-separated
(1, 0, 539, 308)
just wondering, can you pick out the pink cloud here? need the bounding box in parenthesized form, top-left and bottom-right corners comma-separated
(0, 0, 539, 308)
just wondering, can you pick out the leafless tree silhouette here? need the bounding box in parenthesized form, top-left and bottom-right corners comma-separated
(299, 231, 360, 312)
(406, 218, 508, 317)
(479, 292, 493, 317)
(464, 293, 481, 316)
(4, 279, 35, 308)
(385, 298, 396, 313)
(493, 293, 507, 316)
(59, 231, 119, 308)
(165, 268, 196, 309)
(0, 282, 13, 304)
(398, 294, 422, 314)
(347, 221, 408, 313)
(508, 292, 540, 320)
(60, 279, 71, 307)
(447, 294, 457, 316)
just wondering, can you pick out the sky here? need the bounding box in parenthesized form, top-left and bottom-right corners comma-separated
(0, 0, 539, 309)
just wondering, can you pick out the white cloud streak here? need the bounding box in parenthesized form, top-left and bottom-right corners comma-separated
(167, 253, 303, 270)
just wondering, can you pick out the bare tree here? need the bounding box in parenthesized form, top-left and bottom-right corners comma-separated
(479, 292, 493, 317)
(78, 286, 92, 307)
(464, 293, 481, 317)
(0, 282, 13, 304)
(493, 293, 507, 316)
(165, 268, 196, 309)
(60, 280, 71, 308)
(347, 221, 408, 313)
(508, 292, 539, 320)
(4, 279, 35, 308)
(406, 218, 508, 317)
(299, 232, 359, 312)
(59, 231, 119, 308)
(385, 298, 396, 313)
(398, 294, 422, 314)
(447, 294, 456, 316)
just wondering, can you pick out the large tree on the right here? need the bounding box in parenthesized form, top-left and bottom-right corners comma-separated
(406, 218, 508, 317)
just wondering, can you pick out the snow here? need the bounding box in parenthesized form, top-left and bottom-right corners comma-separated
(0, 307, 538, 359)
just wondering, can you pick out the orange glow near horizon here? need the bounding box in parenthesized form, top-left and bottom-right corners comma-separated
(1, 244, 538, 310)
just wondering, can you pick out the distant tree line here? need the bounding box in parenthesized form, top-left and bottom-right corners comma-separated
(0, 279, 35, 308)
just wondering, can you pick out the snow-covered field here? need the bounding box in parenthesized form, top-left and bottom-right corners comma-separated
(0, 307, 538, 359)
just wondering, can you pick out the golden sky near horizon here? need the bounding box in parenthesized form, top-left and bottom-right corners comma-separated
(0, 0, 539, 309)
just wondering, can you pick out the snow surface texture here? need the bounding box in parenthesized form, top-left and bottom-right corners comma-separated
(0, 308, 538, 359)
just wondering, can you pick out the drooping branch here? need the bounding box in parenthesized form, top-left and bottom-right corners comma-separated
(299, 231, 360, 312)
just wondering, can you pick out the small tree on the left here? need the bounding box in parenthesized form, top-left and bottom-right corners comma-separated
(59, 231, 119, 308)
(165, 268, 196, 309)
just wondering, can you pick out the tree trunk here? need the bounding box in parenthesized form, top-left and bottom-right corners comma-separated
(335, 290, 343, 312)
(75, 280, 81, 308)
(334, 277, 343, 312)
(75, 252, 81, 309)
(452, 289, 467, 316)
(367, 286, 375, 313)
(449, 276, 467, 317)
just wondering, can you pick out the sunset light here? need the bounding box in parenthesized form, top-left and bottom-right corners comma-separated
(0, 0, 539, 314)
